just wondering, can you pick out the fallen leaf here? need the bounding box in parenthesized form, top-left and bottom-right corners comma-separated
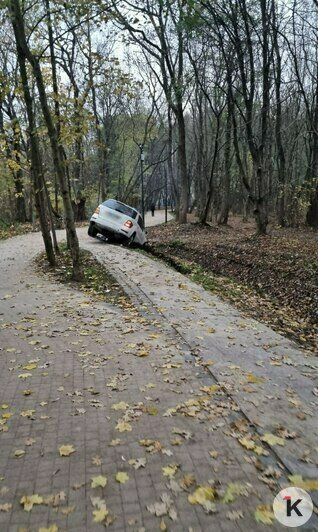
(109, 439, 121, 446)
(38, 525, 58, 532)
(188, 486, 217, 513)
(61, 505, 75, 515)
(91, 475, 107, 488)
(200, 385, 219, 394)
(115, 472, 129, 484)
(111, 401, 129, 411)
(238, 437, 255, 450)
(93, 504, 109, 523)
(92, 456, 103, 466)
(23, 363, 37, 371)
(162, 464, 179, 478)
(227, 510, 244, 520)
(147, 501, 168, 517)
(209, 450, 218, 459)
(128, 458, 146, 469)
(255, 505, 274, 524)
(144, 406, 159, 416)
(261, 433, 285, 446)
(20, 494, 43, 511)
(246, 373, 265, 384)
(0, 503, 12, 512)
(180, 474, 195, 490)
(20, 410, 35, 418)
(2, 412, 13, 419)
(14, 449, 26, 458)
(222, 483, 251, 503)
(172, 427, 192, 440)
(58, 445, 76, 457)
(288, 475, 318, 491)
(115, 421, 132, 432)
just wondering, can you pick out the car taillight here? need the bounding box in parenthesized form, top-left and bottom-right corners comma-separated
(95, 207, 100, 214)
(124, 220, 133, 228)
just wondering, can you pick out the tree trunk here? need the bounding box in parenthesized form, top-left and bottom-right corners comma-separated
(12, 39, 55, 265)
(9, 0, 82, 280)
(12, 122, 27, 223)
(218, 71, 233, 225)
(176, 104, 188, 224)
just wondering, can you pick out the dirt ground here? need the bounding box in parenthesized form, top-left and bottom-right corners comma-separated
(147, 216, 318, 352)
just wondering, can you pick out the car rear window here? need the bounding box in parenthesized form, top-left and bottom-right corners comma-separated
(102, 199, 137, 219)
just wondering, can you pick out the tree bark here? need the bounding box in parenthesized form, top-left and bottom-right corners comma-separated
(217, 92, 232, 225)
(11, 35, 55, 265)
(9, 0, 82, 279)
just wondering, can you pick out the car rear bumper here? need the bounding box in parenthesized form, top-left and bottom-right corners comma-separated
(90, 220, 129, 241)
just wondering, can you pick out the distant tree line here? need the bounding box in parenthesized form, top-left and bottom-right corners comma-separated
(0, 0, 317, 275)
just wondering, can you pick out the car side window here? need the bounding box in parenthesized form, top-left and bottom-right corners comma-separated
(137, 215, 144, 229)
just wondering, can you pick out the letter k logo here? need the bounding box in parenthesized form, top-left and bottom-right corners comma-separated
(283, 496, 303, 517)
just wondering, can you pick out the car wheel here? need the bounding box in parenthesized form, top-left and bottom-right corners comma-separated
(126, 232, 136, 246)
(88, 223, 98, 237)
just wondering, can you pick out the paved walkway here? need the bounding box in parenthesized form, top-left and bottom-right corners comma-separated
(144, 209, 174, 227)
(0, 224, 317, 531)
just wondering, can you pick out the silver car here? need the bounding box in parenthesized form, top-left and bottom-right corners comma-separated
(88, 199, 147, 246)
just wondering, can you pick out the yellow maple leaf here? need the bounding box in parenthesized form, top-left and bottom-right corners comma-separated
(144, 406, 159, 416)
(261, 433, 285, 446)
(222, 483, 250, 503)
(20, 410, 35, 418)
(115, 472, 129, 484)
(137, 349, 149, 357)
(188, 486, 217, 512)
(23, 363, 37, 371)
(93, 504, 108, 523)
(238, 437, 255, 450)
(288, 475, 318, 491)
(38, 525, 59, 532)
(254, 445, 268, 456)
(2, 412, 13, 419)
(18, 373, 33, 380)
(91, 475, 107, 488)
(162, 464, 178, 478)
(109, 439, 121, 446)
(200, 385, 219, 394)
(0, 503, 12, 511)
(115, 421, 132, 432)
(255, 505, 274, 524)
(209, 450, 218, 459)
(111, 402, 129, 411)
(20, 494, 43, 511)
(59, 445, 76, 457)
(246, 373, 265, 384)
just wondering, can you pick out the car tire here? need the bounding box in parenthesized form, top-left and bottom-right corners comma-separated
(126, 232, 136, 246)
(88, 223, 98, 237)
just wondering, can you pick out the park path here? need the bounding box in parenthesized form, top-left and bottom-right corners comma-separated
(0, 219, 317, 531)
(144, 209, 173, 227)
